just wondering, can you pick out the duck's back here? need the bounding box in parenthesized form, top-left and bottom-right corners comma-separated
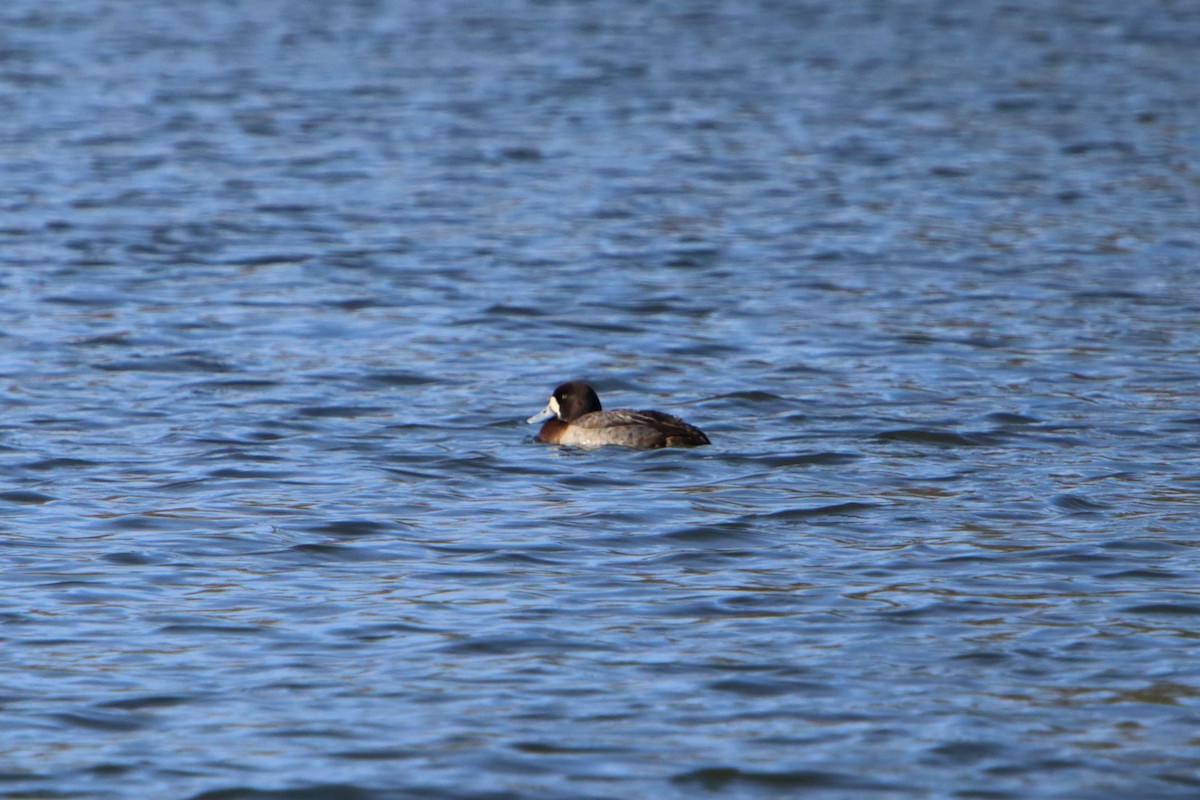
(563, 408, 711, 449)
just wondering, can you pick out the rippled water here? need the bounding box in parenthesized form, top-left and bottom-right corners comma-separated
(3, 1, 1200, 798)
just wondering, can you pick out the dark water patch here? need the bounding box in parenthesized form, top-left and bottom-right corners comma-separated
(555, 472, 635, 489)
(900, 331, 1016, 350)
(875, 428, 1004, 447)
(1098, 569, 1181, 581)
(481, 303, 545, 318)
(1108, 681, 1200, 705)
(510, 741, 628, 756)
(424, 454, 514, 480)
(100, 551, 164, 566)
(666, 341, 744, 358)
(94, 355, 234, 374)
(246, 429, 294, 442)
(227, 253, 313, 268)
(706, 677, 824, 698)
(333, 747, 420, 762)
(362, 371, 438, 387)
(0, 772, 49, 791)
(325, 297, 386, 311)
(665, 246, 722, 269)
(156, 623, 271, 636)
(1051, 494, 1111, 513)
(99, 694, 193, 711)
(644, 599, 731, 620)
(633, 455, 718, 474)
(981, 756, 1092, 779)
(306, 520, 398, 538)
(205, 460, 294, 478)
(0, 490, 56, 504)
(592, 297, 706, 317)
(751, 502, 882, 521)
(297, 405, 389, 419)
(336, 622, 446, 641)
(936, 553, 1003, 566)
(1032, 548, 1116, 567)
(22, 458, 99, 471)
(951, 651, 1011, 665)
(1061, 140, 1135, 157)
(1121, 603, 1200, 617)
(71, 332, 141, 347)
(1016, 432, 1090, 449)
(96, 515, 203, 533)
(324, 250, 382, 269)
(42, 292, 127, 307)
(85, 762, 136, 779)
(705, 390, 789, 406)
(253, 203, 322, 216)
(499, 146, 542, 161)
(188, 785, 385, 800)
(1159, 773, 1200, 792)
(672, 765, 910, 792)
(924, 740, 1006, 764)
(721, 451, 860, 468)
(437, 634, 608, 657)
(986, 412, 1041, 425)
(1099, 538, 1191, 554)
(879, 600, 1020, 623)
(52, 710, 150, 733)
(192, 378, 283, 392)
(1079, 471, 1140, 484)
(659, 521, 757, 544)
(20, 636, 87, 648)
(557, 318, 643, 335)
(929, 164, 971, 178)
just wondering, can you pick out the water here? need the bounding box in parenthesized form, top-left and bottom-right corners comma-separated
(2, 1, 1199, 798)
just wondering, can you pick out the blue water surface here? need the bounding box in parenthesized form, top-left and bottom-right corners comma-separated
(2, 1, 1199, 798)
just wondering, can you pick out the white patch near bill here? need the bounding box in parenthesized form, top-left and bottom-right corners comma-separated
(548, 395, 560, 418)
(527, 395, 560, 424)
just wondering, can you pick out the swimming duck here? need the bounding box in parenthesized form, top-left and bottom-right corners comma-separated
(527, 381, 710, 449)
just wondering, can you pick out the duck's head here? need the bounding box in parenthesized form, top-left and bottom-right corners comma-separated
(527, 381, 603, 424)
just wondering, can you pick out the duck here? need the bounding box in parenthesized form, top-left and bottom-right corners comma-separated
(527, 381, 710, 449)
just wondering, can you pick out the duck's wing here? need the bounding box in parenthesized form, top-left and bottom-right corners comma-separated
(571, 409, 665, 429)
(639, 410, 711, 446)
(574, 409, 711, 447)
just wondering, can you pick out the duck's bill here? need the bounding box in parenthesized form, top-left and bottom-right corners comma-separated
(527, 394, 560, 424)
(527, 403, 555, 424)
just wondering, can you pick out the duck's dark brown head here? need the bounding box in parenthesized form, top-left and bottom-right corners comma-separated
(527, 381, 602, 424)
(551, 381, 602, 421)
